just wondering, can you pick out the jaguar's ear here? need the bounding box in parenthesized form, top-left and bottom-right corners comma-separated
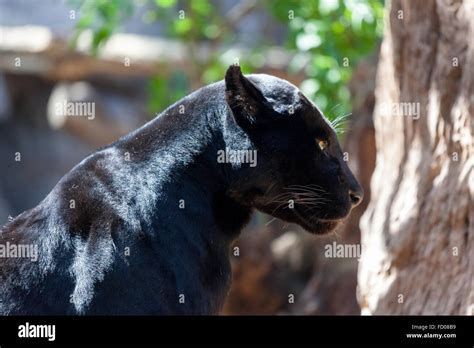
(225, 64, 273, 131)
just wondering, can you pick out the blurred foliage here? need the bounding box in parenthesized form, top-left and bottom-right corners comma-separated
(141, 0, 255, 113)
(70, 0, 384, 120)
(270, 0, 384, 116)
(69, 0, 134, 56)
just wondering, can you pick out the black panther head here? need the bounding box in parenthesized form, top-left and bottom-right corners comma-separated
(222, 65, 363, 235)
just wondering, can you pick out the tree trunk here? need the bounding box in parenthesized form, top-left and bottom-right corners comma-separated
(358, 0, 474, 315)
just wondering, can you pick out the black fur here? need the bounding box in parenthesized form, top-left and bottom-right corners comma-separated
(0, 65, 362, 315)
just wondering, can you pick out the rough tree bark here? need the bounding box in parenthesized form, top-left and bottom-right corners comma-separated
(358, 0, 473, 314)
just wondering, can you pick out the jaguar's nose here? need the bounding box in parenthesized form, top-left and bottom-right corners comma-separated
(349, 188, 363, 208)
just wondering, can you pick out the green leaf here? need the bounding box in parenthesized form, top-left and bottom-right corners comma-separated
(173, 17, 193, 34)
(191, 0, 212, 16)
(154, 0, 176, 8)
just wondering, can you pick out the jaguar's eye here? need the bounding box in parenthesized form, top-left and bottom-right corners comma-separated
(317, 139, 328, 151)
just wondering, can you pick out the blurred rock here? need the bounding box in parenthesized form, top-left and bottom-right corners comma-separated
(0, 188, 11, 224)
(222, 220, 317, 315)
(271, 231, 317, 275)
(47, 79, 148, 147)
(0, 74, 11, 122)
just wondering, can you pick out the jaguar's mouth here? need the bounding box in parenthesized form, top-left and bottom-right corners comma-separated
(292, 205, 344, 235)
(256, 190, 350, 234)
